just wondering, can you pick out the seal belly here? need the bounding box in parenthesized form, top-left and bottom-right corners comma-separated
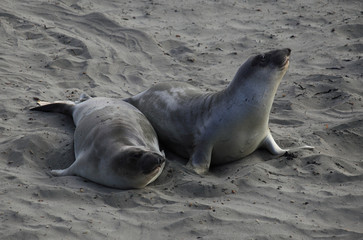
(211, 128, 268, 165)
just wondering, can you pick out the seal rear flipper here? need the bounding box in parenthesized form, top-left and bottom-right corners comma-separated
(122, 97, 132, 104)
(187, 142, 213, 174)
(30, 101, 75, 116)
(76, 93, 92, 103)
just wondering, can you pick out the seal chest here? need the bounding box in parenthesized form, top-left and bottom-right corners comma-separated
(126, 48, 313, 174)
(31, 95, 165, 189)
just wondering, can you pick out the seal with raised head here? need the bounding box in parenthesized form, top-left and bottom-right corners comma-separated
(125, 48, 313, 174)
(31, 94, 165, 189)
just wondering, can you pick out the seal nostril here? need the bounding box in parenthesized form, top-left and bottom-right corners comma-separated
(159, 157, 165, 164)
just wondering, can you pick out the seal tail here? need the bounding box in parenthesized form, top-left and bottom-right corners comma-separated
(30, 100, 75, 116)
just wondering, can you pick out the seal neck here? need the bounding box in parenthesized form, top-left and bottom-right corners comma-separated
(224, 64, 284, 115)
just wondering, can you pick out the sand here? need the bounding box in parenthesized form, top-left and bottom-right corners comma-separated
(0, 0, 362, 239)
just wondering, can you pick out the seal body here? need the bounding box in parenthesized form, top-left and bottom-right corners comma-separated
(31, 95, 165, 189)
(126, 48, 312, 174)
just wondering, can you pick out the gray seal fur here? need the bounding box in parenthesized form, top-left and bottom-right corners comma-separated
(31, 94, 165, 189)
(125, 48, 313, 174)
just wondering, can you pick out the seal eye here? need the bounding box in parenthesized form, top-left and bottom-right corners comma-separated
(258, 54, 270, 67)
(129, 151, 143, 160)
(260, 55, 266, 62)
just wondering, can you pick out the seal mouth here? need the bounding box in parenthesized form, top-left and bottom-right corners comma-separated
(151, 165, 162, 174)
(142, 157, 166, 175)
(282, 48, 291, 69)
(280, 55, 290, 70)
(146, 161, 165, 178)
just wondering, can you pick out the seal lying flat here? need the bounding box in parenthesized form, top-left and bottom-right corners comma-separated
(125, 48, 313, 174)
(31, 94, 165, 189)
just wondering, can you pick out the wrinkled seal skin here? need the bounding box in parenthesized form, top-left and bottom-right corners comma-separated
(31, 95, 165, 189)
(125, 48, 313, 174)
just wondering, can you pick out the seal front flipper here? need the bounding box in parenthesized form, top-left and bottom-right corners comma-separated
(50, 150, 89, 177)
(187, 142, 213, 175)
(261, 131, 314, 156)
(50, 161, 77, 176)
(261, 131, 287, 155)
(51, 168, 72, 176)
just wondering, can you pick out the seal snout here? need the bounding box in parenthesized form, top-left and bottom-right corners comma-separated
(285, 48, 291, 62)
(141, 153, 166, 174)
(283, 49, 291, 68)
(276, 48, 291, 69)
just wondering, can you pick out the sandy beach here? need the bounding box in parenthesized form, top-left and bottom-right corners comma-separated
(1, 0, 362, 239)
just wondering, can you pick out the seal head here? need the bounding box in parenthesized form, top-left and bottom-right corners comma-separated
(110, 148, 166, 188)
